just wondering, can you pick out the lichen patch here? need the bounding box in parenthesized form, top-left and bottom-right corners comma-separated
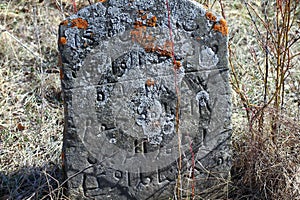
(146, 16, 157, 27)
(146, 79, 155, 87)
(213, 19, 228, 36)
(59, 37, 67, 45)
(205, 11, 228, 36)
(71, 18, 88, 29)
(60, 20, 69, 26)
(205, 12, 217, 22)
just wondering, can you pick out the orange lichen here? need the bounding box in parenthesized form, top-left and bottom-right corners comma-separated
(205, 12, 216, 22)
(163, 40, 173, 53)
(144, 43, 155, 52)
(146, 79, 155, 86)
(219, 18, 227, 26)
(131, 19, 150, 44)
(138, 10, 145, 15)
(141, 14, 147, 20)
(137, 10, 148, 20)
(143, 36, 155, 49)
(60, 20, 69, 26)
(143, 41, 173, 57)
(145, 35, 154, 42)
(213, 20, 228, 36)
(130, 27, 146, 43)
(205, 11, 228, 36)
(71, 18, 88, 29)
(156, 48, 172, 57)
(99, 0, 107, 2)
(134, 21, 144, 29)
(59, 37, 67, 45)
(213, 24, 221, 30)
(174, 60, 181, 70)
(130, 29, 140, 41)
(130, 15, 176, 58)
(146, 16, 157, 27)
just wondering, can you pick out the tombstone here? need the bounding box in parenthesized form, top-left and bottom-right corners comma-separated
(58, 0, 231, 199)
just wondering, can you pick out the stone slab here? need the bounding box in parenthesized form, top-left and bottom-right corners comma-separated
(58, 0, 231, 199)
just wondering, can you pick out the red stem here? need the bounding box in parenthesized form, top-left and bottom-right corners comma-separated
(71, 0, 77, 13)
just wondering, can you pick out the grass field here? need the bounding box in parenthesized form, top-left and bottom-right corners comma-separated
(0, 0, 300, 199)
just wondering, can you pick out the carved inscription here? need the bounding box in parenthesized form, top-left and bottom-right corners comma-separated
(59, 0, 231, 199)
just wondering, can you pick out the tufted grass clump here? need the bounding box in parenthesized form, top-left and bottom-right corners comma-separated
(226, 0, 300, 199)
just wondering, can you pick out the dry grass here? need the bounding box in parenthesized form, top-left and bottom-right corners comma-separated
(186, 0, 300, 199)
(231, 108, 300, 199)
(223, 0, 300, 199)
(0, 0, 68, 199)
(0, 0, 300, 199)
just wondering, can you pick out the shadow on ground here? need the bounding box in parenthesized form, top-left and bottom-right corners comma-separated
(0, 163, 66, 200)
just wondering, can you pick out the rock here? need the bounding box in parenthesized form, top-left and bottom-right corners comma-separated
(58, 0, 231, 199)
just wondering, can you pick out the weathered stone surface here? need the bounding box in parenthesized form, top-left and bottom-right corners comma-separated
(58, 0, 231, 199)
